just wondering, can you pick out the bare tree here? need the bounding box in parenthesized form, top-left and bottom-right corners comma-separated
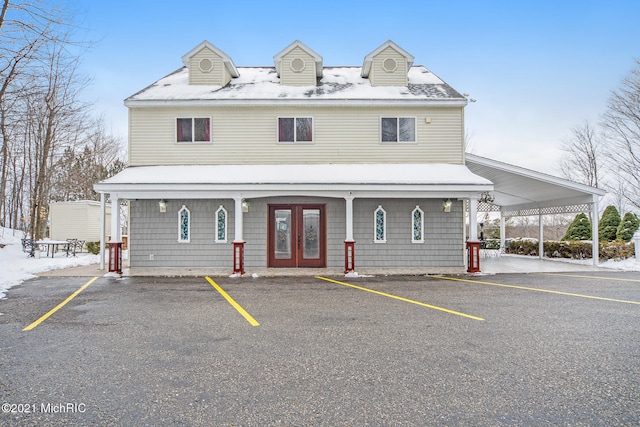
(559, 120, 601, 188)
(26, 35, 90, 239)
(602, 60, 640, 211)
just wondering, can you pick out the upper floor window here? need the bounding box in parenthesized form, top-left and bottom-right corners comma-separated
(177, 117, 210, 143)
(381, 117, 416, 143)
(278, 117, 313, 143)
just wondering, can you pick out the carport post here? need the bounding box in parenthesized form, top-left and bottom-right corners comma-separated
(538, 212, 544, 259)
(500, 211, 506, 254)
(592, 196, 599, 265)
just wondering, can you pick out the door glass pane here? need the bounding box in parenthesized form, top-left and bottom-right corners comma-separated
(275, 210, 291, 259)
(303, 209, 320, 259)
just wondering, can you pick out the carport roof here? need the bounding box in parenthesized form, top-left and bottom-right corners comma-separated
(465, 153, 605, 214)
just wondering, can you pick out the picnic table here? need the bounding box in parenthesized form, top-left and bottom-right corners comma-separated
(35, 240, 71, 258)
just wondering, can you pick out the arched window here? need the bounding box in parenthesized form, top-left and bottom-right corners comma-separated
(412, 205, 424, 243)
(374, 205, 386, 243)
(178, 205, 191, 243)
(215, 205, 227, 243)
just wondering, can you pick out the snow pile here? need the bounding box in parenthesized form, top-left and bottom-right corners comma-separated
(0, 227, 99, 300)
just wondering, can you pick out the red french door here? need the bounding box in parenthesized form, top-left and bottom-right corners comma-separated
(268, 204, 326, 268)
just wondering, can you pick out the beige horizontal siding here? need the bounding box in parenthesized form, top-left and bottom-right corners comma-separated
(128, 106, 464, 166)
(369, 46, 408, 87)
(279, 47, 317, 86)
(188, 47, 229, 86)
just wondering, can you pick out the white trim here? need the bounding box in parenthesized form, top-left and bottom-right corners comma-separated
(215, 205, 227, 243)
(175, 117, 212, 144)
(277, 117, 314, 144)
(125, 99, 468, 108)
(380, 116, 417, 143)
(411, 205, 425, 243)
(374, 205, 387, 243)
(178, 205, 191, 243)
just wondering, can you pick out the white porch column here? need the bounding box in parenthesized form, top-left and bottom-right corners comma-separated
(345, 196, 354, 242)
(500, 210, 506, 254)
(233, 196, 245, 274)
(468, 198, 478, 241)
(110, 194, 121, 242)
(99, 192, 106, 270)
(344, 195, 356, 273)
(538, 212, 544, 259)
(234, 197, 244, 242)
(592, 195, 600, 265)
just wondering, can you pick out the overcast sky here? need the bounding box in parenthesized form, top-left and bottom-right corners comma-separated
(79, 0, 640, 175)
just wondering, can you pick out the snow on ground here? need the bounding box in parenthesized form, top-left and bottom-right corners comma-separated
(1, 226, 639, 300)
(0, 227, 99, 300)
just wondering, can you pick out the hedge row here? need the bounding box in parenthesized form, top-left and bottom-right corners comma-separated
(504, 239, 635, 261)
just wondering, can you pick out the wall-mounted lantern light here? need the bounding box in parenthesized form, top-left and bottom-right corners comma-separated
(242, 201, 249, 213)
(443, 199, 452, 213)
(159, 199, 167, 213)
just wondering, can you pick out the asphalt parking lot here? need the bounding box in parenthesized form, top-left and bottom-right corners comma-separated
(1, 271, 639, 426)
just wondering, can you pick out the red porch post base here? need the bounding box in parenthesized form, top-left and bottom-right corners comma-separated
(107, 241, 123, 274)
(233, 241, 245, 275)
(344, 240, 356, 274)
(467, 241, 481, 273)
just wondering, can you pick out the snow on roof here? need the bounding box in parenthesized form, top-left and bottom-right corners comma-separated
(126, 66, 465, 103)
(97, 163, 492, 187)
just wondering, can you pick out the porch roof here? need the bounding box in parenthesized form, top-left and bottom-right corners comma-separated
(94, 163, 493, 199)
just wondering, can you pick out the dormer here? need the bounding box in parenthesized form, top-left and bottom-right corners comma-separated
(361, 40, 414, 87)
(182, 40, 239, 86)
(273, 40, 323, 86)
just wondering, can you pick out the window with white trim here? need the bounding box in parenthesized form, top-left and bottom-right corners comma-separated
(176, 117, 211, 143)
(381, 117, 416, 142)
(278, 117, 313, 143)
(178, 205, 191, 242)
(215, 205, 227, 243)
(412, 205, 424, 243)
(374, 205, 386, 243)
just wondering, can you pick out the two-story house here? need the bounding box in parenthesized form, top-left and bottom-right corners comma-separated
(96, 39, 601, 275)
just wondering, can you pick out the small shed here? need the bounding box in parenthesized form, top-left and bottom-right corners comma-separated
(49, 201, 111, 242)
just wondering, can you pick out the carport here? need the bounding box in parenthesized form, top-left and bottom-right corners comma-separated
(465, 153, 606, 265)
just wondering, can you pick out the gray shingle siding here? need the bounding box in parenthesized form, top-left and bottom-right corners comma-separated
(129, 197, 464, 269)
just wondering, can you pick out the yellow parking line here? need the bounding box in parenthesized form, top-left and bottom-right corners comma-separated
(538, 272, 640, 283)
(316, 276, 484, 321)
(432, 275, 640, 305)
(23, 276, 99, 331)
(205, 276, 259, 326)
